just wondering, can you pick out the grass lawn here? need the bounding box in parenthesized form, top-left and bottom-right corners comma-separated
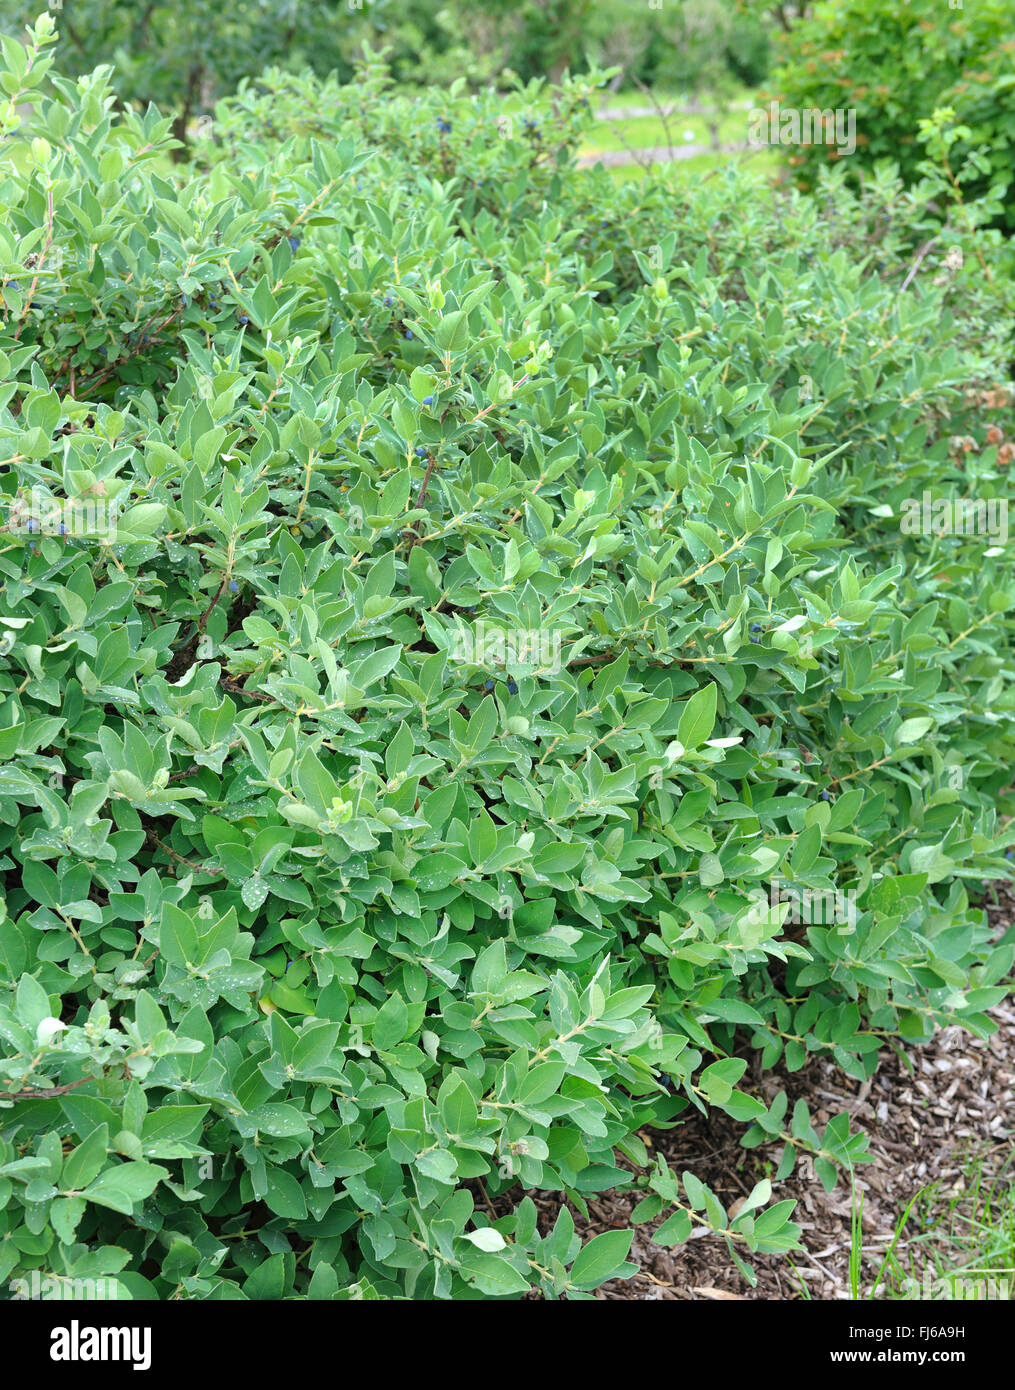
(579, 85, 786, 186)
(867, 1151, 1015, 1302)
(593, 147, 783, 186)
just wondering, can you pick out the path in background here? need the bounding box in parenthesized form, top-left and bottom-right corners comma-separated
(596, 99, 756, 121)
(581, 88, 776, 180)
(578, 140, 752, 169)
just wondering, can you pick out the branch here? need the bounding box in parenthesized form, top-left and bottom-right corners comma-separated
(0, 1075, 94, 1103)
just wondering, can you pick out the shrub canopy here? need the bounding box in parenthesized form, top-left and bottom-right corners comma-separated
(0, 16, 1013, 1299)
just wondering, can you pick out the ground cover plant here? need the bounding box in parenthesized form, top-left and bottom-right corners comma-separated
(0, 15, 1013, 1300)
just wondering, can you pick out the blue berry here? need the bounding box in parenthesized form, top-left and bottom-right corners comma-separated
(229, 580, 238, 592)
(384, 295, 393, 306)
(404, 329, 413, 339)
(750, 623, 762, 632)
(821, 790, 831, 800)
(58, 523, 67, 535)
(483, 679, 494, 692)
(436, 117, 452, 134)
(27, 518, 38, 532)
(507, 679, 518, 695)
(210, 299, 217, 308)
(1006, 850, 1014, 860)
(423, 395, 433, 405)
(98, 347, 106, 356)
(750, 636, 760, 643)
(181, 293, 188, 306)
(415, 446, 427, 457)
(288, 236, 301, 251)
(239, 315, 249, 325)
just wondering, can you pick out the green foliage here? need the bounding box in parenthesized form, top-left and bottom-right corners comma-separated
(0, 0, 381, 145)
(0, 16, 1013, 1300)
(1, 0, 771, 117)
(771, 0, 1015, 229)
(638, 0, 770, 95)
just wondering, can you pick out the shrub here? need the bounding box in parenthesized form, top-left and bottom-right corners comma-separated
(770, 0, 1014, 228)
(0, 16, 1013, 1300)
(926, 41, 1015, 237)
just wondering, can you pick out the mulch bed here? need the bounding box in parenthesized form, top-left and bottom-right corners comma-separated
(502, 884, 1015, 1299)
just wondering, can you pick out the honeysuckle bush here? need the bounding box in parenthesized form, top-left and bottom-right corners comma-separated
(1, 16, 1014, 1300)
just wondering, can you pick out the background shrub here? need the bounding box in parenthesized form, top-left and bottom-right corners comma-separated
(1, 0, 774, 129)
(0, 15, 1013, 1300)
(770, 0, 1014, 230)
(0, 0, 381, 145)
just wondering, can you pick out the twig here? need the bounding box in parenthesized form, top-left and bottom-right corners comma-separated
(632, 73, 677, 163)
(898, 233, 941, 296)
(197, 574, 228, 633)
(152, 836, 220, 876)
(0, 1075, 94, 1102)
(13, 189, 55, 340)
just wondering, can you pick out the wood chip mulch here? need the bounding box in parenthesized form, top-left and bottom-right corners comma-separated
(498, 884, 1015, 1299)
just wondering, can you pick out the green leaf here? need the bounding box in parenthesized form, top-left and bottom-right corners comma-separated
(568, 1230, 635, 1288)
(50, 1196, 86, 1245)
(62, 1125, 109, 1192)
(653, 1209, 694, 1245)
(461, 1253, 530, 1296)
(264, 1166, 308, 1219)
(83, 1161, 167, 1214)
(676, 683, 717, 749)
(462, 1227, 507, 1252)
(517, 1062, 567, 1106)
(244, 1254, 287, 1300)
(372, 992, 409, 1050)
(439, 1078, 478, 1135)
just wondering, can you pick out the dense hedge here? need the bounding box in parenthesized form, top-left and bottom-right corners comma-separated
(1, 16, 1013, 1299)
